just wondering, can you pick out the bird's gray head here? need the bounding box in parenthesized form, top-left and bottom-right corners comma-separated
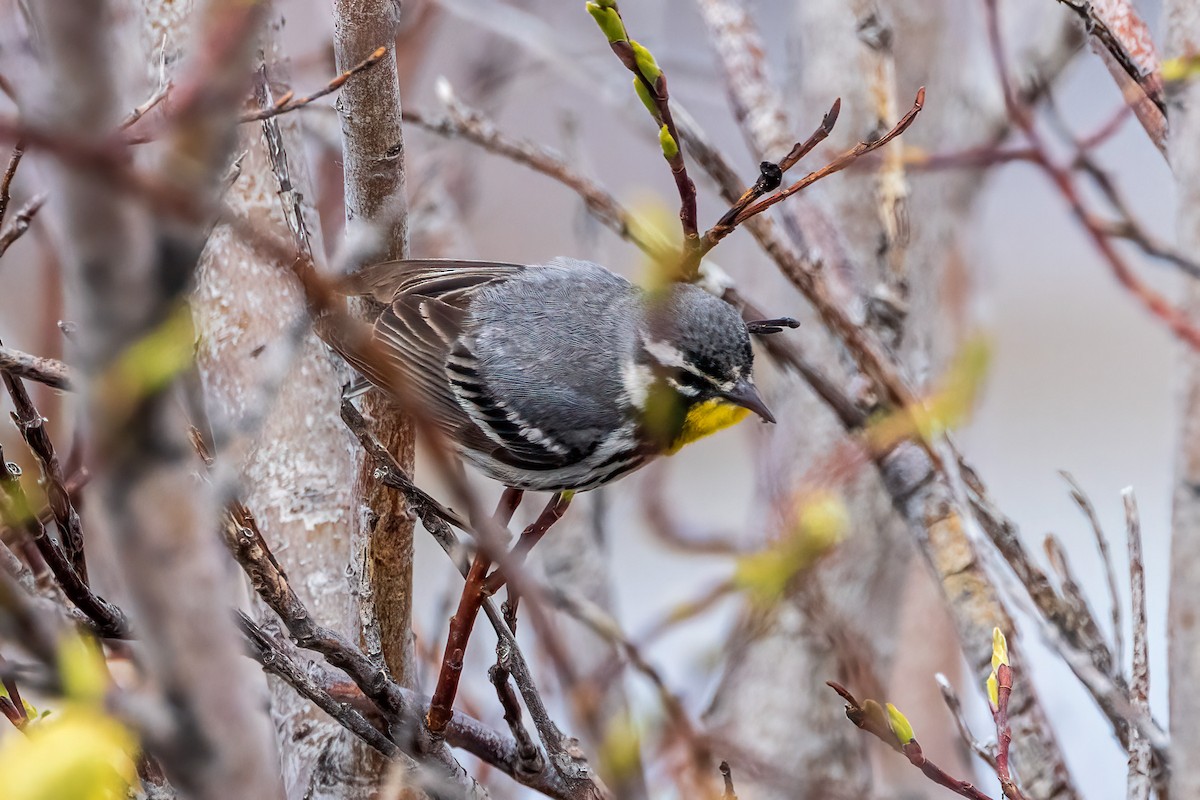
(631, 284, 774, 426)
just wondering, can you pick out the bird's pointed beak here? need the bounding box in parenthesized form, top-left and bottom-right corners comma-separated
(722, 378, 775, 424)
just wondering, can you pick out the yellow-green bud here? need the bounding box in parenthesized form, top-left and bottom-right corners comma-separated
(633, 78, 660, 120)
(886, 703, 915, 744)
(586, 3, 626, 43)
(630, 40, 662, 82)
(658, 125, 679, 159)
(991, 627, 1009, 671)
(986, 672, 999, 709)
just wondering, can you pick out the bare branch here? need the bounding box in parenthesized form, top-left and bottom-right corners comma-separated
(0, 194, 45, 260)
(1123, 489, 1151, 800)
(935, 673, 998, 770)
(699, 89, 924, 255)
(238, 45, 388, 123)
(0, 144, 24, 227)
(1062, 471, 1124, 670)
(340, 400, 610, 800)
(0, 345, 73, 391)
(0, 446, 130, 639)
(2, 363, 88, 581)
(237, 612, 401, 758)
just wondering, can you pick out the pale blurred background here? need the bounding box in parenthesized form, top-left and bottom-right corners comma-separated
(0, 0, 1178, 797)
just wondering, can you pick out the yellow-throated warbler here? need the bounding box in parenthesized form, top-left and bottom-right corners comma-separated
(344, 256, 777, 494)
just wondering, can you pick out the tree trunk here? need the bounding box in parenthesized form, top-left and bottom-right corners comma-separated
(1165, 3, 1200, 797)
(333, 0, 417, 791)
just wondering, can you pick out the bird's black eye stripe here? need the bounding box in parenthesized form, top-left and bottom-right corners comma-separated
(675, 370, 712, 393)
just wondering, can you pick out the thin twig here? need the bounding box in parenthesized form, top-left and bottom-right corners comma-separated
(1123, 488, 1151, 800)
(1, 365, 89, 583)
(428, 552, 491, 736)
(724, 89, 925, 233)
(719, 761, 737, 800)
(708, 98, 841, 236)
(238, 45, 388, 123)
(828, 681, 996, 800)
(1062, 471, 1124, 671)
(340, 400, 610, 798)
(0, 144, 24, 226)
(121, 82, 173, 131)
(0, 194, 46, 260)
(0, 447, 129, 638)
(253, 60, 314, 261)
(935, 673, 998, 770)
(220, 500, 573, 799)
(488, 657, 544, 779)
(237, 611, 400, 757)
(1042, 533, 1113, 672)
(0, 346, 73, 392)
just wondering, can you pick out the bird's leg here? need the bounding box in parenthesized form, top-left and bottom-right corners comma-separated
(484, 490, 574, 630)
(425, 489, 521, 736)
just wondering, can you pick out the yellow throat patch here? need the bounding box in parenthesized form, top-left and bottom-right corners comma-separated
(666, 398, 751, 454)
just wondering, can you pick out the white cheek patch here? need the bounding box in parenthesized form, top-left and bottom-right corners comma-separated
(622, 361, 655, 409)
(666, 377, 700, 397)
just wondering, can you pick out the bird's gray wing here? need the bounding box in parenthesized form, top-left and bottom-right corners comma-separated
(344, 259, 527, 304)
(350, 259, 575, 469)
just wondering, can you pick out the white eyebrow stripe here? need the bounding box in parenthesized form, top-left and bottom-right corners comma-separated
(642, 335, 743, 394)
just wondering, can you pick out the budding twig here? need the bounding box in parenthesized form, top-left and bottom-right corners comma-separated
(828, 681, 996, 800)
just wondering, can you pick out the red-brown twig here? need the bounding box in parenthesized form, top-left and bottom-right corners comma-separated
(238, 45, 388, 123)
(727, 88, 924, 230)
(707, 98, 842, 242)
(990, 661, 1026, 800)
(340, 401, 607, 796)
(426, 551, 492, 737)
(428, 490, 571, 738)
(482, 493, 572, 596)
(982, 0, 1200, 351)
(828, 682, 996, 800)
